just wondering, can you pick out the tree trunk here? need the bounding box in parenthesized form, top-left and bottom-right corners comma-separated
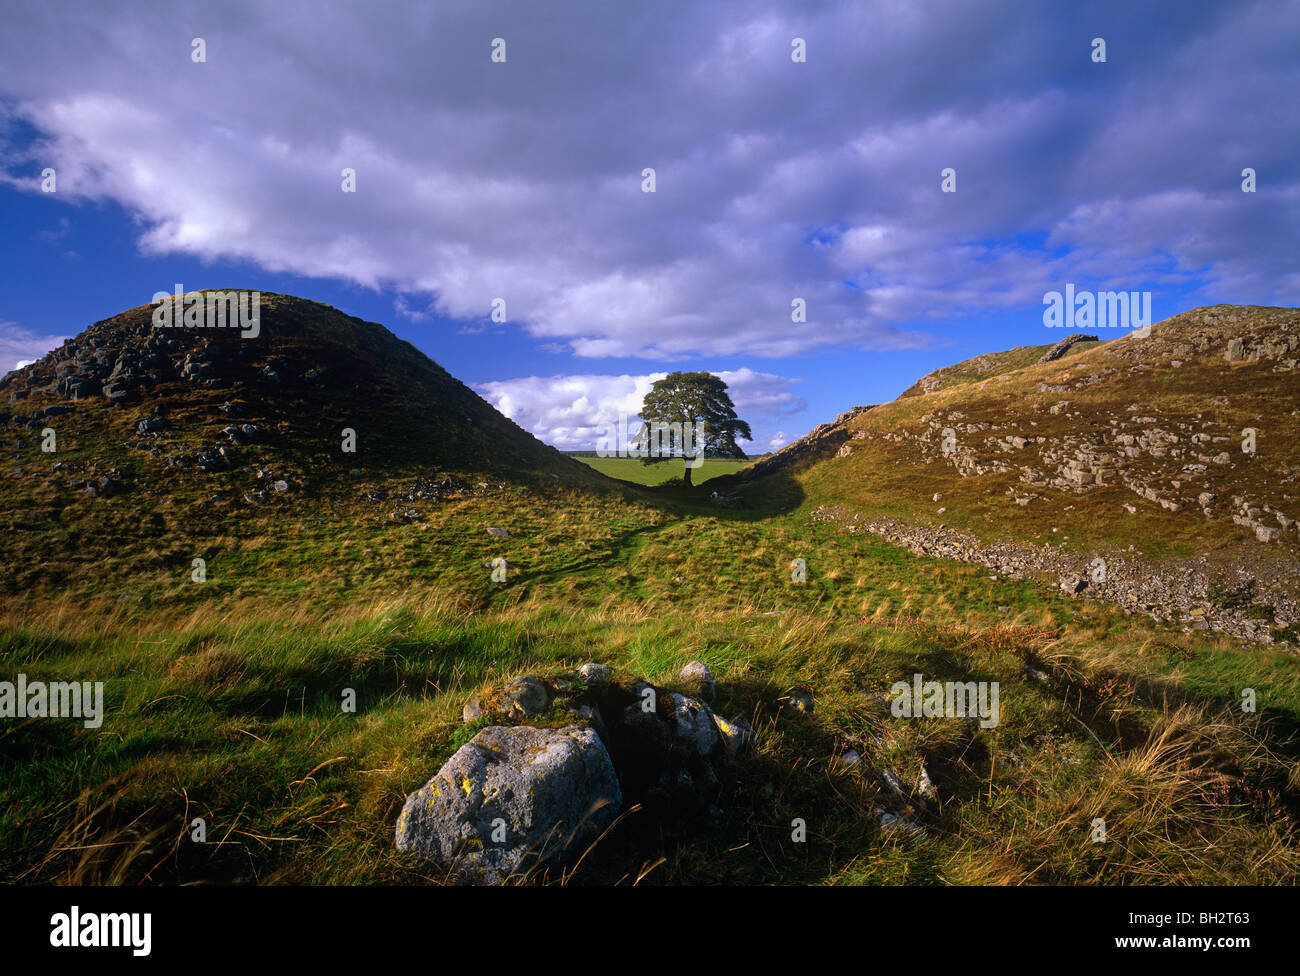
(683, 460, 693, 487)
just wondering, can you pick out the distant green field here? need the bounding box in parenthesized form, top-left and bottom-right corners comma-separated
(575, 455, 750, 485)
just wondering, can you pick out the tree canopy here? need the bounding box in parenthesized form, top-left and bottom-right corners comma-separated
(637, 371, 752, 486)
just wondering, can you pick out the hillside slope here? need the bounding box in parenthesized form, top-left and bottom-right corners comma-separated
(737, 305, 1300, 644)
(1, 291, 583, 473)
(0, 292, 606, 596)
(3, 300, 1299, 888)
(898, 331, 1101, 398)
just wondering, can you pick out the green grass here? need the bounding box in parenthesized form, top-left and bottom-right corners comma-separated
(574, 456, 749, 486)
(3, 301, 1298, 886)
(2, 476, 1298, 885)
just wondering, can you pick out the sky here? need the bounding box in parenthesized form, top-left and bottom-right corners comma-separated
(1, 0, 1296, 453)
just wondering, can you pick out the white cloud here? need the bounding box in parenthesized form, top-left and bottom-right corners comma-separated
(0, 0, 1295, 361)
(477, 368, 805, 451)
(0, 321, 68, 373)
(393, 295, 430, 323)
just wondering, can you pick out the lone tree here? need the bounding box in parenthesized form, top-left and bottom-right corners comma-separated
(638, 371, 751, 487)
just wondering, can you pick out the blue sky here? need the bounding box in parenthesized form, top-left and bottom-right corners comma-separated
(1, 0, 1296, 452)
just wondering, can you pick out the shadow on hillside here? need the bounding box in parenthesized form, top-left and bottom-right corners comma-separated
(1020, 643, 1300, 768)
(538, 671, 888, 886)
(11, 622, 1298, 885)
(504, 519, 680, 594)
(483, 468, 804, 593)
(637, 469, 805, 521)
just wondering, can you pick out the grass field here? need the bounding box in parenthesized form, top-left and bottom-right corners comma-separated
(3, 471, 1298, 885)
(3, 301, 1297, 887)
(573, 455, 750, 485)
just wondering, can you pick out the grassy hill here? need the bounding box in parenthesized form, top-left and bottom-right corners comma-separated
(2, 298, 1298, 886)
(728, 307, 1300, 639)
(0, 292, 601, 600)
(897, 332, 1100, 398)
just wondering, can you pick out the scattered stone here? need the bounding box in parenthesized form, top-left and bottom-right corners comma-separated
(462, 697, 485, 723)
(679, 660, 715, 700)
(548, 670, 581, 694)
(504, 675, 550, 717)
(917, 765, 938, 801)
(877, 809, 926, 839)
(577, 663, 614, 686)
(713, 714, 756, 757)
(395, 724, 621, 884)
(622, 680, 665, 731)
(669, 693, 719, 757)
(780, 688, 815, 714)
(1059, 576, 1088, 595)
(879, 767, 909, 800)
(486, 526, 509, 538)
(462, 674, 552, 721)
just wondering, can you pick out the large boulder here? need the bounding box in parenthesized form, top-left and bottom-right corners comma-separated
(395, 724, 622, 884)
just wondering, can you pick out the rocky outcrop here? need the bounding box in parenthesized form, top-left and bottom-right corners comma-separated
(854, 387, 1300, 546)
(1036, 333, 1098, 363)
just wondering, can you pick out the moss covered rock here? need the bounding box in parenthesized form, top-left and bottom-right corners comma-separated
(395, 724, 621, 884)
